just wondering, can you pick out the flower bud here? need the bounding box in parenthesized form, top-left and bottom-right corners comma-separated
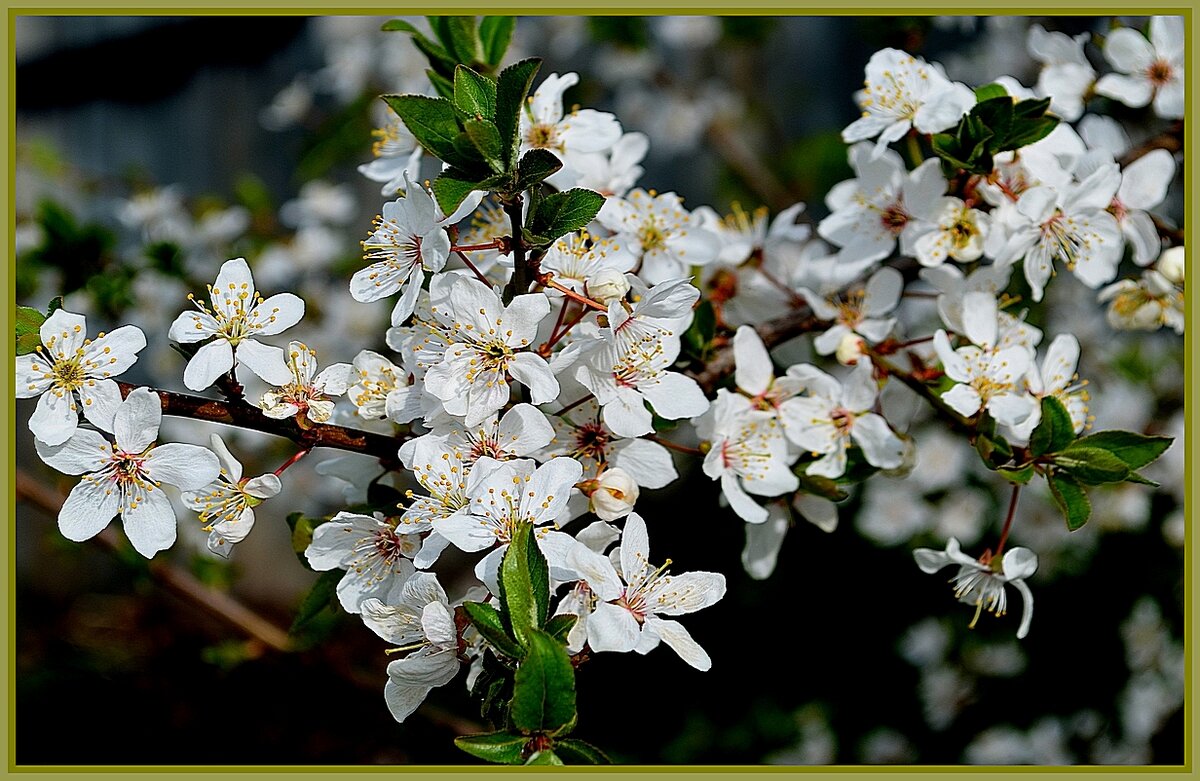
(1157, 246, 1184, 285)
(587, 269, 631, 305)
(588, 467, 640, 521)
(835, 332, 866, 366)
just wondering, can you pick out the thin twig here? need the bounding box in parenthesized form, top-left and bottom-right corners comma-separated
(116, 381, 404, 467)
(15, 469, 294, 653)
(454, 249, 494, 287)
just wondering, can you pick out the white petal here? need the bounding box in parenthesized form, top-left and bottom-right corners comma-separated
(29, 388, 79, 446)
(942, 383, 983, 418)
(741, 505, 789, 580)
(183, 339, 235, 391)
(1103, 27, 1155, 73)
(57, 476, 121, 542)
(113, 387, 161, 454)
(382, 680, 432, 724)
(121, 485, 177, 558)
(35, 428, 110, 474)
(613, 438, 677, 489)
(721, 472, 768, 524)
(851, 413, 905, 469)
(237, 339, 292, 386)
(146, 443, 221, 491)
(1094, 73, 1153, 108)
(248, 293, 305, 336)
(507, 353, 559, 405)
(77, 379, 124, 433)
(640, 372, 709, 420)
(646, 617, 711, 671)
(733, 326, 774, 396)
(587, 602, 641, 653)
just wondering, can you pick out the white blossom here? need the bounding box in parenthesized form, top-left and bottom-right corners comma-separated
(260, 341, 352, 425)
(914, 537, 1038, 639)
(1095, 16, 1184, 119)
(182, 434, 281, 557)
(305, 511, 419, 613)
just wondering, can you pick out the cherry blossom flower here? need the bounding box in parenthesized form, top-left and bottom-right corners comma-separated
(305, 511, 419, 613)
(520, 72, 623, 188)
(932, 292, 1036, 427)
(1095, 16, 1184, 119)
(699, 389, 798, 524)
(345, 349, 422, 424)
(596, 188, 719, 284)
(784, 361, 907, 479)
(911, 197, 991, 267)
(913, 537, 1038, 639)
(358, 573, 461, 723)
(538, 397, 678, 489)
(564, 513, 726, 670)
(539, 231, 637, 298)
(1027, 24, 1095, 122)
(423, 278, 558, 427)
(800, 267, 903, 356)
(842, 48, 974, 158)
(168, 257, 304, 391)
(818, 145, 946, 266)
(260, 341, 352, 425)
(182, 433, 281, 557)
(16, 310, 147, 445)
(403, 403, 554, 470)
(1010, 334, 1091, 440)
(571, 131, 649, 197)
(34, 387, 221, 558)
(357, 118, 423, 196)
(1098, 270, 1184, 334)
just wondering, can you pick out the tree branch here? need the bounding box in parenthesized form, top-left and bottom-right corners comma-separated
(116, 381, 404, 468)
(689, 307, 822, 393)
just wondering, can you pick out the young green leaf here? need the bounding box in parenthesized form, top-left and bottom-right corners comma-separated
(973, 83, 1008, 101)
(426, 68, 455, 100)
(1071, 430, 1173, 470)
(15, 305, 46, 355)
(525, 750, 564, 765)
(454, 731, 528, 765)
(464, 119, 505, 173)
(1052, 446, 1131, 485)
(997, 464, 1035, 485)
(498, 522, 550, 647)
(453, 65, 497, 119)
(514, 148, 563, 192)
(431, 168, 508, 217)
(461, 601, 525, 660)
(479, 16, 515, 67)
(1047, 471, 1091, 531)
(528, 188, 605, 247)
(289, 569, 342, 634)
(381, 18, 421, 33)
(1029, 396, 1076, 457)
(443, 16, 482, 66)
(555, 738, 612, 765)
(383, 94, 462, 163)
(495, 58, 541, 167)
(543, 613, 578, 645)
(511, 629, 576, 734)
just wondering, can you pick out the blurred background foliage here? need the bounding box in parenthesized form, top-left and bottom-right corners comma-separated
(14, 15, 1185, 765)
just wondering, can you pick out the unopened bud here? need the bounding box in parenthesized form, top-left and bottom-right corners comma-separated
(1157, 246, 1184, 285)
(835, 332, 866, 366)
(587, 269, 631, 305)
(588, 467, 640, 521)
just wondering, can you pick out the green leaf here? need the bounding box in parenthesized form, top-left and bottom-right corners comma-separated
(498, 522, 550, 647)
(1005, 117, 1058, 150)
(528, 188, 605, 247)
(525, 750, 564, 765)
(1071, 430, 1173, 470)
(15, 305, 46, 355)
(464, 119, 505, 173)
(286, 511, 324, 567)
(796, 472, 849, 502)
(1123, 471, 1161, 487)
(997, 464, 1035, 485)
(543, 613, 578, 645)
(443, 16, 482, 65)
(555, 738, 612, 765)
(427, 68, 455, 100)
(1052, 446, 1131, 485)
(970, 96, 1014, 142)
(454, 731, 527, 765)
(1029, 396, 1076, 457)
(289, 569, 342, 634)
(1013, 96, 1053, 120)
(462, 601, 525, 660)
(383, 94, 462, 163)
(46, 296, 64, 315)
(515, 148, 563, 192)
(1047, 471, 1091, 531)
(511, 629, 576, 734)
(495, 58, 541, 168)
(974, 83, 1008, 102)
(680, 299, 716, 361)
(381, 18, 421, 33)
(973, 431, 1013, 468)
(431, 168, 489, 217)
(454, 65, 497, 119)
(479, 16, 515, 66)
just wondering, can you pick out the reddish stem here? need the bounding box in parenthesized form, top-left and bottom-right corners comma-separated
(538, 273, 608, 312)
(454, 250, 493, 287)
(273, 447, 313, 477)
(995, 483, 1022, 557)
(645, 434, 705, 457)
(450, 239, 506, 253)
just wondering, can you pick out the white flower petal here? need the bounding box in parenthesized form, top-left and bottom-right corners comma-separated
(183, 339, 235, 391)
(121, 485, 177, 558)
(113, 387, 161, 454)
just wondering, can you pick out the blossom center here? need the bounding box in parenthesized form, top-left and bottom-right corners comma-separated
(1146, 59, 1174, 87)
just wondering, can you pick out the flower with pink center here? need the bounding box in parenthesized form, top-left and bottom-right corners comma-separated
(1095, 16, 1184, 119)
(305, 511, 420, 613)
(784, 360, 906, 479)
(538, 397, 678, 489)
(260, 341, 352, 426)
(913, 537, 1038, 639)
(564, 513, 726, 670)
(182, 433, 281, 557)
(34, 387, 221, 558)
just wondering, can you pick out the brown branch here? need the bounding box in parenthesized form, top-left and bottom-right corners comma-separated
(116, 381, 404, 468)
(1118, 121, 1183, 168)
(15, 469, 294, 653)
(689, 307, 822, 394)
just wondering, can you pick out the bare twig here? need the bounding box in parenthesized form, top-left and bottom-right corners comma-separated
(116, 381, 404, 468)
(689, 307, 822, 393)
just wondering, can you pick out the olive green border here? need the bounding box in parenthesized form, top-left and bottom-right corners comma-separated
(2, 3, 1194, 778)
